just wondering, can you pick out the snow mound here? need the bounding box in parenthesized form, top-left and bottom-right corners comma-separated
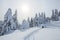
(25, 28, 60, 40)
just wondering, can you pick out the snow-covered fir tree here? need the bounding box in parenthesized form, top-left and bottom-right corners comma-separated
(27, 17, 30, 27)
(30, 18, 34, 27)
(51, 10, 55, 21)
(51, 9, 59, 21)
(58, 11, 60, 16)
(21, 19, 29, 29)
(28, 12, 47, 27)
(55, 9, 59, 21)
(38, 13, 43, 26)
(3, 8, 18, 34)
(12, 10, 18, 30)
(34, 13, 39, 26)
(3, 8, 13, 33)
(0, 21, 4, 35)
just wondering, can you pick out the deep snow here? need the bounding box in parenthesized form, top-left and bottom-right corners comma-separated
(0, 27, 60, 40)
(0, 27, 40, 40)
(0, 21, 60, 40)
(25, 28, 60, 40)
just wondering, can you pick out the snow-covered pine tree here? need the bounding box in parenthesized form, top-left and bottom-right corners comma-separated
(27, 17, 30, 23)
(34, 13, 39, 26)
(58, 11, 60, 20)
(27, 17, 30, 27)
(55, 9, 59, 21)
(12, 10, 18, 30)
(3, 8, 12, 33)
(38, 13, 41, 25)
(22, 19, 29, 29)
(39, 13, 40, 17)
(30, 18, 34, 27)
(51, 9, 59, 21)
(0, 21, 4, 35)
(58, 11, 60, 16)
(51, 10, 55, 21)
(43, 12, 46, 23)
(41, 12, 44, 24)
(44, 12, 46, 20)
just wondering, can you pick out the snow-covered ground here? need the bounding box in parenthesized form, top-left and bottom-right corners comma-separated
(0, 27, 60, 40)
(0, 21, 60, 40)
(25, 28, 60, 40)
(0, 27, 40, 40)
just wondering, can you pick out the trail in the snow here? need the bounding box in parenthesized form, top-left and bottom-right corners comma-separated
(24, 28, 41, 40)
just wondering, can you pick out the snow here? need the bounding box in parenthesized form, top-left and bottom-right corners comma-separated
(25, 28, 60, 40)
(0, 27, 40, 40)
(1, 8, 60, 40)
(0, 21, 60, 40)
(0, 27, 60, 40)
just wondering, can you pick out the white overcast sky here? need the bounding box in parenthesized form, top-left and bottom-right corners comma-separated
(0, 0, 60, 23)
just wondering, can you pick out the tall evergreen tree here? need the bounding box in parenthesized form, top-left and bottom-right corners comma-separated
(43, 12, 46, 23)
(58, 11, 60, 16)
(55, 9, 59, 21)
(27, 17, 30, 23)
(13, 10, 18, 29)
(39, 12, 40, 17)
(51, 10, 55, 21)
(27, 17, 30, 27)
(30, 18, 33, 27)
(35, 13, 39, 26)
(4, 8, 12, 33)
(44, 12, 46, 19)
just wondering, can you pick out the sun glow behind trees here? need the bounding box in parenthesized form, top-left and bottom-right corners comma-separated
(21, 4, 30, 13)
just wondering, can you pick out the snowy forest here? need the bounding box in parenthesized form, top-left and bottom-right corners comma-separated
(0, 8, 60, 36)
(1, 0, 60, 40)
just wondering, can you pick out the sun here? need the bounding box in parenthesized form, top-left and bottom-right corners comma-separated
(21, 4, 30, 13)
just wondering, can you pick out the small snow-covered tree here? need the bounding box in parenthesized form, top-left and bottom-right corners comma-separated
(22, 19, 29, 29)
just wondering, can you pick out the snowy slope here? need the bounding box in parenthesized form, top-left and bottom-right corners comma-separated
(0, 26, 60, 40)
(0, 27, 40, 40)
(25, 28, 60, 40)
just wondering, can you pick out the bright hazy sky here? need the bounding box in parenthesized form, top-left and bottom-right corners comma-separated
(0, 0, 60, 23)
